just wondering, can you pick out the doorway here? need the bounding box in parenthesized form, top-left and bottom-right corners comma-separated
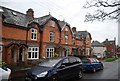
(11, 47, 18, 63)
(19, 47, 25, 62)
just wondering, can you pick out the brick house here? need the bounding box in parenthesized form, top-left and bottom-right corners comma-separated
(72, 27, 92, 57)
(103, 39, 117, 57)
(0, 6, 92, 64)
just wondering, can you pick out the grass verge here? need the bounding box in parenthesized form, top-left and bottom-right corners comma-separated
(105, 58, 118, 62)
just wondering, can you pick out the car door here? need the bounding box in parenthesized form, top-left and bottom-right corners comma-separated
(68, 57, 81, 77)
(92, 58, 100, 69)
(94, 58, 102, 69)
(56, 58, 71, 79)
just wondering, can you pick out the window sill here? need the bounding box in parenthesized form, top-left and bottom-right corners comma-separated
(27, 58, 39, 60)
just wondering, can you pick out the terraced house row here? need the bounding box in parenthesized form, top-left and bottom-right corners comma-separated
(0, 6, 92, 64)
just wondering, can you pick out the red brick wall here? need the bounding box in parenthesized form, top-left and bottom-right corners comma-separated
(2, 25, 26, 40)
(42, 20, 60, 43)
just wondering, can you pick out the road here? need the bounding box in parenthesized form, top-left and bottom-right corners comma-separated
(11, 59, 120, 81)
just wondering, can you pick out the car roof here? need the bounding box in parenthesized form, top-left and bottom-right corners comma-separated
(45, 56, 77, 60)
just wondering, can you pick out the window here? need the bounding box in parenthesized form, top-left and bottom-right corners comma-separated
(50, 20, 55, 27)
(65, 26, 68, 31)
(28, 47, 39, 59)
(65, 36, 68, 44)
(69, 57, 76, 64)
(50, 32, 54, 42)
(31, 28, 37, 40)
(46, 48, 54, 58)
(72, 38, 75, 44)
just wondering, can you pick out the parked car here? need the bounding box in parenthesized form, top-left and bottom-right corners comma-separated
(0, 67, 11, 81)
(81, 58, 104, 72)
(25, 56, 83, 81)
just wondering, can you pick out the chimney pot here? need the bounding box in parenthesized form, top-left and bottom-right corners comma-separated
(26, 8, 34, 20)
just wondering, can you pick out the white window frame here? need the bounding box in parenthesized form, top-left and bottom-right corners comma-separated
(65, 36, 68, 44)
(46, 48, 54, 58)
(65, 26, 68, 31)
(28, 47, 39, 59)
(72, 38, 75, 44)
(50, 32, 54, 42)
(50, 20, 55, 27)
(31, 28, 37, 40)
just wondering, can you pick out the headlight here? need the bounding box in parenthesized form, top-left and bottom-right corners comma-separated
(36, 71, 48, 78)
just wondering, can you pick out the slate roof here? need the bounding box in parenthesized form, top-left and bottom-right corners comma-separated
(92, 41, 105, 47)
(77, 31, 92, 40)
(34, 14, 53, 26)
(102, 40, 115, 45)
(74, 32, 82, 40)
(1, 6, 60, 29)
(1, 6, 29, 27)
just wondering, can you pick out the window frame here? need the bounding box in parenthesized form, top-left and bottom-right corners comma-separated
(46, 48, 54, 58)
(50, 32, 54, 42)
(28, 47, 39, 60)
(65, 26, 68, 31)
(31, 28, 37, 40)
(50, 20, 55, 27)
(65, 36, 68, 44)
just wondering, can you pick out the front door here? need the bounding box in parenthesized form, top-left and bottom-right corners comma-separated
(19, 47, 25, 62)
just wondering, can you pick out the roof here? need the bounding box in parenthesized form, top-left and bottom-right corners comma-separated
(1, 6, 29, 27)
(74, 32, 83, 41)
(102, 40, 115, 45)
(77, 31, 92, 40)
(34, 14, 53, 26)
(1, 6, 61, 30)
(92, 41, 105, 47)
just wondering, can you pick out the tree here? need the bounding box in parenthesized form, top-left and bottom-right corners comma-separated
(83, 0, 120, 22)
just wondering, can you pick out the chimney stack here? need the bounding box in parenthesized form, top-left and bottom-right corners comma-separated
(72, 27, 76, 33)
(26, 8, 34, 21)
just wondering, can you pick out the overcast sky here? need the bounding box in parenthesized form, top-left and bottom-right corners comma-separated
(1, 0, 118, 44)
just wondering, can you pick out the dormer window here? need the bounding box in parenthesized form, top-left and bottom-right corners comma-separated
(31, 28, 37, 40)
(11, 12, 17, 16)
(50, 20, 55, 27)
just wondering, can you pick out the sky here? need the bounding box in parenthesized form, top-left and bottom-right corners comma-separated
(0, 0, 118, 44)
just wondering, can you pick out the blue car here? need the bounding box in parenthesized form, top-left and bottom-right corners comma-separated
(82, 58, 104, 72)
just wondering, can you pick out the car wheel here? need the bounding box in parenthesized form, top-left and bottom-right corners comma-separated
(51, 76, 58, 81)
(77, 70, 83, 79)
(92, 68, 96, 73)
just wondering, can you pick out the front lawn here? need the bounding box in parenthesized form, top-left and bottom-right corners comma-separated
(105, 58, 118, 62)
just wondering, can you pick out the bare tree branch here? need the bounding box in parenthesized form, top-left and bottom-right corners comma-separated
(84, 0, 120, 22)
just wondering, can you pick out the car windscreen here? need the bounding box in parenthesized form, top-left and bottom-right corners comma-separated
(81, 59, 90, 63)
(39, 59, 61, 67)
